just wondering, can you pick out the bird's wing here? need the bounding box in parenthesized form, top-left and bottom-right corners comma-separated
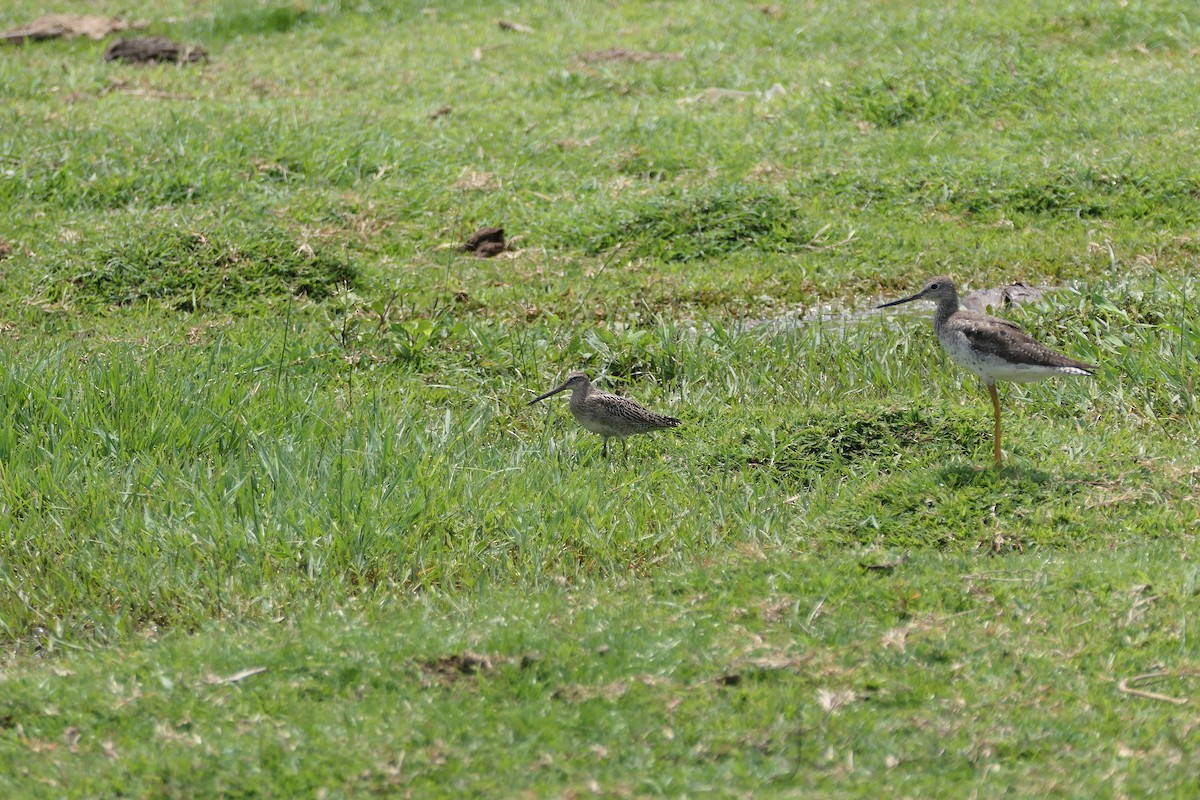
(955, 312, 1096, 372)
(595, 394, 681, 429)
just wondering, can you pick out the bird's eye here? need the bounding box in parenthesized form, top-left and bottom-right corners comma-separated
(930, 282, 940, 290)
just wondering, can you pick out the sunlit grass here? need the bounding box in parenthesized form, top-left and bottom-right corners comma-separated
(1, 0, 1198, 796)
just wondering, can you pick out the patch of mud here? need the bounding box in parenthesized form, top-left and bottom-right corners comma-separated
(104, 37, 207, 64)
(745, 281, 1060, 337)
(740, 298, 879, 337)
(960, 281, 1049, 312)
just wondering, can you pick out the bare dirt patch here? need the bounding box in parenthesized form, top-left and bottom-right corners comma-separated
(454, 170, 498, 193)
(579, 48, 682, 64)
(421, 651, 497, 681)
(418, 651, 541, 685)
(553, 675, 663, 702)
(1, 14, 138, 44)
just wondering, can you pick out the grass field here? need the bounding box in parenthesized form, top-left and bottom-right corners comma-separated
(1, 0, 1198, 796)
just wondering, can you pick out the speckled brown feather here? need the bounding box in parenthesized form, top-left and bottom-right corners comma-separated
(576, 392, 681, 435)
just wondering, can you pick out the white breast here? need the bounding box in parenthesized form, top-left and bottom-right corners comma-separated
(938, 329, 1075, 384)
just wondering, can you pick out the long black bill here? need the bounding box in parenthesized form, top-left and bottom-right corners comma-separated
(528, 383, 570, 405)
(876, 290, 929, 310)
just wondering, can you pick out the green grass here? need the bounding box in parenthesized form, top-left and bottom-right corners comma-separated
(1, 0, 1199, 796)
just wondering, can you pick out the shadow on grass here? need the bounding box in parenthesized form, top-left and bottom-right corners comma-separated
(935, 460, 1054, 487)
(827, 457, 1101, 550)
(732, 407, 985, 487)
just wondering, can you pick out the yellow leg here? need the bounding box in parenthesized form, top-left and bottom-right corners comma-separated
(988, 383, 1002, 466)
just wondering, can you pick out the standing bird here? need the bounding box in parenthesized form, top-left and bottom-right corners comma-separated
(528, 371, 681, 458)
(877, 276, 1096, 466)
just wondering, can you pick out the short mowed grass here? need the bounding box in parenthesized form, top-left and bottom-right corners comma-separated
(1, 0, 1198, 796)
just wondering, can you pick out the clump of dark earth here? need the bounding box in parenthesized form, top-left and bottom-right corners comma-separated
(463, 226, 507, 258)
(104, 36, 207, 64)
(423, 651, 495, 678)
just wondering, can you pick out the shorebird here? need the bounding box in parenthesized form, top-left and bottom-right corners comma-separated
(528, 371, 681, 458)
(877, 276, 1096, 465)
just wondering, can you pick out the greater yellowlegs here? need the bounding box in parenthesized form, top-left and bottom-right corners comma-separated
(877, 277, 1096, 465)
(528, 371, 681, 457)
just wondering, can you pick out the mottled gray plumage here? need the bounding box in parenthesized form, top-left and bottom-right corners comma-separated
(528, 371, 680, 457)
(877, 276, 1097, 464)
